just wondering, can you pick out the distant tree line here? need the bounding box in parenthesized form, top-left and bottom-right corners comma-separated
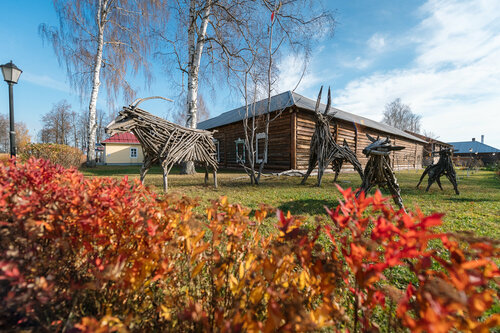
(0, 115, 31, 154)
(382, 98, 422, 133)
(38, 100, 109, 153)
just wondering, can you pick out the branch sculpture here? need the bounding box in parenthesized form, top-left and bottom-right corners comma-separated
(106, 97, 218, 192)
(301, 86, 363, 186)
(416, 147, 459, 194)
(356, 134, 406, 211)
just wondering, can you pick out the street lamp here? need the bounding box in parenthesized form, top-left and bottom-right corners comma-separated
(1, 61, 22, 157)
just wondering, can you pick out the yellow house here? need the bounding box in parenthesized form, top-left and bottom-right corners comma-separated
(102, 133, 144, 165)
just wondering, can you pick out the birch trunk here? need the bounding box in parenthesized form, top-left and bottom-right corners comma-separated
(182, 0, 212, 174)
(256, 9, 275, 183)
(86, 0, 106, 167)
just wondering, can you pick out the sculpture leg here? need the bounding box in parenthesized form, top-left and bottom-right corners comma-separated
(213, 168, 218, 188)
(436, 177, 443, 191)
(204, 164, 209, 185)
(416, 166, 430, 188)
(332, 159, 343, 183)
(445, 172, 460, 195)
(352, 160, 364, 181)
(301, 152, 317, 185)
(161, 162, 169, 192)
(356, 159, 373, 197)
(140, 158, 153, 185)
(425, 169, 436, 192)
(383, 159, 405, 212)
(317, 159, 325, 187)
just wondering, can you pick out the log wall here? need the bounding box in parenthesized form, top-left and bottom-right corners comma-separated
(211, 111, 293, 170)
(295, 109, 425, 171)
(208, 107, 425, 172)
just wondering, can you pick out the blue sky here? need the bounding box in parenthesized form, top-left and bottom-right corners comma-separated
(1, 0, 499, 147)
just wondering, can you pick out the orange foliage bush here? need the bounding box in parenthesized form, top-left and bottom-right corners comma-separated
(19, 143, 83, 168)
(0, 158, 498, 332)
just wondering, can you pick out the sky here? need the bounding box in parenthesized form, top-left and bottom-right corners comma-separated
(0, 0, 499, 148)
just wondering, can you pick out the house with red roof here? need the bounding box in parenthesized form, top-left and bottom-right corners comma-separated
(101, 133, 144, 165)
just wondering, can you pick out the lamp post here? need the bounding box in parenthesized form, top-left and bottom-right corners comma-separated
(1, 61, 22, 157)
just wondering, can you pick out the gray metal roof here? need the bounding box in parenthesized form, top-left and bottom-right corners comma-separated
(198, 91, 426, 143)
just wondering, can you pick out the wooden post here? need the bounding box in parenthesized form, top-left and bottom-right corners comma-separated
(291, 110, 297, 169)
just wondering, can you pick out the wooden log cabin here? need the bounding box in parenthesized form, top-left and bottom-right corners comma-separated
(198, 91, 426, 172)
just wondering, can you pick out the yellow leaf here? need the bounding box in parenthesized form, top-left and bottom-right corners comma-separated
(229, 274, 238, 294)
(239, 262, 245, 279)
(249, 285, 264, 304)
(245, 253, 255, 270)
(160, 305, 172, 320)
(299, 270, 309, 290)
(191, 243, 210, 262)
(192, 261, 205, 278)
(192, 230, 206, 245)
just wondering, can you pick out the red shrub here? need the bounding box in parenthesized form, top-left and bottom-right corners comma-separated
(0, 158, 498, 332)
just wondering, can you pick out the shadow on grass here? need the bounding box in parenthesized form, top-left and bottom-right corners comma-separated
(443, 197, 498, 203)
(278, 198, 336, 216)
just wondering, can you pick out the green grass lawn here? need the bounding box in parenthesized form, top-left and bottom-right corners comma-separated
(81, 165, 500, 239)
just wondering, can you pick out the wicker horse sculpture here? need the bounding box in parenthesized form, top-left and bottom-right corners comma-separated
(105, 97, 218, 192)
(301, 86, 363, 186)
(416, 147, 459, 195)
(356, 134, 406, 211)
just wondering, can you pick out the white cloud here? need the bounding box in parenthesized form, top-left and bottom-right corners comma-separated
(341, 56, 372, 70)
(276, 54, 325, 93)
(22, 72, 72, 94)
(367, 33, 386, 52)
(335, 0, 500, 146)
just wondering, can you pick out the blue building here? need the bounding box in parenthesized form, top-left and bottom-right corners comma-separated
(448, 136, 499, 166)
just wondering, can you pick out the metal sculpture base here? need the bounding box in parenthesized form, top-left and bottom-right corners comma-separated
(417, 148, 459, 195)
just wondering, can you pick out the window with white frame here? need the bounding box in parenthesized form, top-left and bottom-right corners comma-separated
(255, 132, 267, 163)
(235, 138, 245, 163)
(213, 139, 220, 162)
(130, 147, 138, 158)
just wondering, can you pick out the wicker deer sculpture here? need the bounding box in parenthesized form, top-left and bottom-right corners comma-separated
(416, 147, 459, 194)
(106, 97, 218, 192)
(356, 134, 406, 211)
(301, 86, 363, 186)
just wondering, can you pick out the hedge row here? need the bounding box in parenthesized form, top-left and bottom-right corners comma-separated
(0, 158, 498, 332)
(19, 143, 84, 168)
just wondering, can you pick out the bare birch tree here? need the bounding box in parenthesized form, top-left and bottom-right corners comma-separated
(40, 0, 163, 166)
(382, 98, 422, 133)
(0, 116, 30, 153)
(233, 1, 333, 184)
(40, 100, 74, 145)
(156, 0, 333, 174)
(172, 93, 211, 125)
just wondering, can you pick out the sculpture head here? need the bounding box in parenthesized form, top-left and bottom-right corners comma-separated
(431, 147, 455, 158)
(105, 107, 139, 136)
(362, 134, 405, 156)
(105, 96, 174, 136)
(313, 86, 337, 128)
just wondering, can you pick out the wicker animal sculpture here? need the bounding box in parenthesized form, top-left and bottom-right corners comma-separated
(416, 147, 459, 194)
(105, 97, 218, 192)
(356, 134, 406, 211)
(301, 86, 363, 186)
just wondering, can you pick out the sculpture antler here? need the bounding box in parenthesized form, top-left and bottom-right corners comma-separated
(314, 86, 323, 114)
(131, 96, 173, 109)
(324, 87, 331, 115)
